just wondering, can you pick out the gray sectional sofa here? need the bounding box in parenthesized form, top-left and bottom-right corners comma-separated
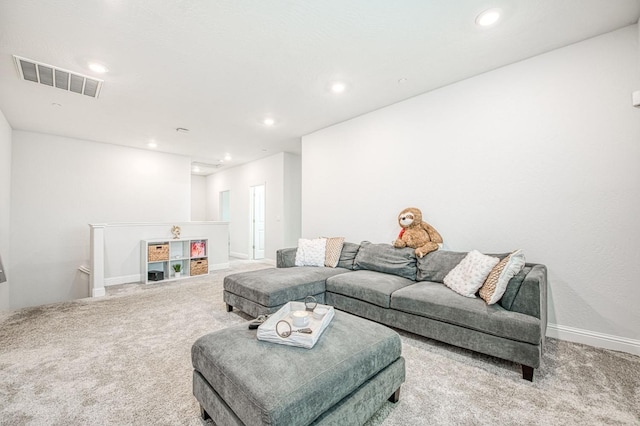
(223, 241, 547, 381)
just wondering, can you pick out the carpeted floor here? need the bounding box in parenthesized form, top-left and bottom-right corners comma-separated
(0, 260, 638, 426)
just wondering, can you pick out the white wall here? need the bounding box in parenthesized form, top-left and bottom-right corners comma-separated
(206, 152, 301, 262)
(10, 131, 191, 309)
(283, 153, 302, 248)
(0, 109, 11, 310)
(302, 25, 640, 353)
(190, 174, 207, 221)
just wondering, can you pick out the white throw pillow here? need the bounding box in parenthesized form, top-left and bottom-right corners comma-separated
(294, 238, 327, 267)
(443, 250, 499, 298)
(479, 250, 526, 305)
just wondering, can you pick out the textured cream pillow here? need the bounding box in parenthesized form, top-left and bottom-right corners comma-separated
(443, 250, 499, 298)
(294, 238, 327, 267)
(323, 237, 345, 268)
(479, 250, 526, 305)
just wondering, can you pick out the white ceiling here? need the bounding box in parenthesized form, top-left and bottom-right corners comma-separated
(1, 1, 639, 175)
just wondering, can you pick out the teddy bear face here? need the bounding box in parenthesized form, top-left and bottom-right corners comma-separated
(398, 208, 423, 229)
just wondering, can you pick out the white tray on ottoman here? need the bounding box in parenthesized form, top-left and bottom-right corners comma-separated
(257, 301, 335, 349)
(192, 310, 405, 426)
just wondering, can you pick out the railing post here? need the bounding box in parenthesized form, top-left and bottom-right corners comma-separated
(89, 224, 107, 297)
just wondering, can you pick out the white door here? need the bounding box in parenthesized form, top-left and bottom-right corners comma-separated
(251, 184, 265, 259)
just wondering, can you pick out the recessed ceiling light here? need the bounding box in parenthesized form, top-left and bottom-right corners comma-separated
(147, 142, 157, 148)
(331, 82, 346, 94)
(192, 166, 200, 172)
(88, 62, 108, 73)
(476, 8, 501, 27)
(263, 118, 275, 126)
(224, 153, 232, 161)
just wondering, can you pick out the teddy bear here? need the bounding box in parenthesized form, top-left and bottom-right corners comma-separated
(393, 207, 443, 258)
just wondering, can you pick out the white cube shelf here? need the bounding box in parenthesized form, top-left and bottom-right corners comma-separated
(141, 238, 208, 283)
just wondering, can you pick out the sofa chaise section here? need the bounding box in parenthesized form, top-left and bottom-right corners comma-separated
(223, 266, 351, 317)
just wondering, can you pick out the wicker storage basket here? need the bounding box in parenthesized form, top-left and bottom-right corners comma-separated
(148, 244, 170, 262)
(190, 259, 208, 276)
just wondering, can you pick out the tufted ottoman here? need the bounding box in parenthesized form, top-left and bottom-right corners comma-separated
(191, 311, 405, 426)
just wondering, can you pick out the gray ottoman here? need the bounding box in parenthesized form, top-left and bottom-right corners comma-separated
(223, 267, 351, 318)
(192, 311, 405, 426)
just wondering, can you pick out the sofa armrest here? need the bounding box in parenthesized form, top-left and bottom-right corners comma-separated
(276, 247, 297, 268)
(508, 264, 546, 317)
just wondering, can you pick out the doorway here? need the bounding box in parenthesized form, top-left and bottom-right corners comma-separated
(219, 190, 230, 222)
(250, 184, 265, 260)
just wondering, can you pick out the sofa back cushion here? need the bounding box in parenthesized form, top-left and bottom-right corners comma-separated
(337, 242, 361, 270)
(417, 250, 511, 283)
(416, 251, 468, 282)
(499, 265, 531, 311)
(354, 241, 417, 280)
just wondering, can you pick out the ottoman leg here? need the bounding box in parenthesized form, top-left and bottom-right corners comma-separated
(199, 404, 211, 420)
(226, 304, 233, 312)
(388, 387, 401, 403)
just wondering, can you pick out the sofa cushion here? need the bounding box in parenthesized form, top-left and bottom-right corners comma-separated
(354, 241, 416, 280)
(327, 270, 415, 308)
(390, 281, 541, 344)
(416, 251, 468, 282)
(224, 267, 350, 307)
(499, 265, 537, 313)
(337, 242, 361, 270)
(417, 250, 510, 283)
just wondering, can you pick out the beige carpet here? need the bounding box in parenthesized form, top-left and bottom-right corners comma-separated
(0, 260, 638, 426)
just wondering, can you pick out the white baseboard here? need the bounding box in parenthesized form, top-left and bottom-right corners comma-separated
(105, 274, 140, 287)
(230, 252, 249, 259)
(209, 262, 230, 271)
(103, 262, 231, 287)
(547, 323, 640, 356)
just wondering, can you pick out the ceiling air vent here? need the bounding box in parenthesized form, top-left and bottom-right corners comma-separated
(13, 55, 103, 98)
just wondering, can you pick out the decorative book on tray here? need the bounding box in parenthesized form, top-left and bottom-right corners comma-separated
(257, 301, 335, 349)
